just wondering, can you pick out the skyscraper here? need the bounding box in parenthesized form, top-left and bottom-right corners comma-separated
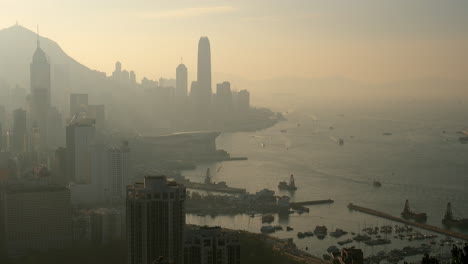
(107, 141, 131, 202)
(176, 63, 188, 98)
(12, 108, 27, 153)
(195, 37, 212, 110)
(127, 176, 186, 264)
(70, 93, 88, 118)
(66, 114, 96, 184)
(30, 38, 51, 150)
(0, 184, 73, 257)
(214, 82, 233, 116)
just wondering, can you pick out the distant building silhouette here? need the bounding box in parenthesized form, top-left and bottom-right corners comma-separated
(130, 70, 136, 85)
(112, 61, 122, 80)
(86, 104, 106, 133)
(107, 141, 130, 203)
(70, 93, 88, 119)
(126, 176, 186, 264)
(193, 37, 212, 114)
(66, 114, 96, 184)
(214, 82, 232, 116)
(176, 63, 188, 98)
(30, 38, 51, 150)
(12, 108, 27, 153)
(236, 90, 250, 113)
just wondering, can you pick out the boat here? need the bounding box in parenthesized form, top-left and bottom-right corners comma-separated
(401, 200, 427, 222)
(373, 181, 382, 187)
(261, 226, 275, 234)
(442, 202, 468, 229)
(330, 228, 348, 238)
(280, 129, 287, 133)
(339, 138, 344, 146)
(262, 214, 274, 223)
(314, 225, 327, 239)
(278, 174, 297, 191)
(337, 238, 353, 246)
(382, 132, 393, 136)
(459, 136, 468, 144)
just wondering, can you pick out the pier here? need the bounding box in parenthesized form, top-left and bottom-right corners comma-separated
(348, 203, 468, 241)
(291, 199, 334, 206)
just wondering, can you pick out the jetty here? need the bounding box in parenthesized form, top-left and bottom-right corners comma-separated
(348, 203, 468, 241)
(291, 199, 334, 206)
(184, 181, 246, 194)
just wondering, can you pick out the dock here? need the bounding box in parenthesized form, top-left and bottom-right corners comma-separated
(348, 203, 468, 241)
(184, 182, 246, 194)
(291, 199, 334, 206)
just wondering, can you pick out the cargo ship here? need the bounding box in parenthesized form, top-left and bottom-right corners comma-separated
(278, 174, 297, 191)
(442, 202, 468, 229)
(401, 200, 427, 222)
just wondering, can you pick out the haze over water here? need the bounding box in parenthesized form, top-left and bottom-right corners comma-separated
(184, 99, 468, 257)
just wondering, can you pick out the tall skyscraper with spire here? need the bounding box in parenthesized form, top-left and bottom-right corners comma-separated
(30, 33, 51, 151)
(194, 36, 212, 111)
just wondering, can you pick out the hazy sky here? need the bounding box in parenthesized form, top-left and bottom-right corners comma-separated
(1, 0, 467, 83)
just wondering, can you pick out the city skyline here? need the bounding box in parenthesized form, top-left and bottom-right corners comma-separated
(1, 0, 467, 83)
(0, 2, 467, 263)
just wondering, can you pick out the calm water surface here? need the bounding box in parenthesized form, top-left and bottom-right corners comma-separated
(183, 104, 468, 259)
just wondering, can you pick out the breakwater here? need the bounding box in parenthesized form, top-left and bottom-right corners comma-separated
(348, 203, 468, 241)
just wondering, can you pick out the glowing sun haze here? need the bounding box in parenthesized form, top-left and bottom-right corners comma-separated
(1, 0, 467, 83)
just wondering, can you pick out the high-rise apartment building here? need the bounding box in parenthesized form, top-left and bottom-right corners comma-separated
(0, 184, 72, 257)
(184, 226, 241, 264)
(107, 141, 131, 202)
(127, 176, 186, 264)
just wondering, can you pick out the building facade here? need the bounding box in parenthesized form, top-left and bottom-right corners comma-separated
(30, 39, 51, 151)
(184, 226, 241, 264)
(107, 141, 131, 202)
(66, 115, 96, 184)
(126, 176, 186, 264)
(0, 184, 72, 257)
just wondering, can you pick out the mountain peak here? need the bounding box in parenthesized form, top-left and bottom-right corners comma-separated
(0, 25, 99, 89)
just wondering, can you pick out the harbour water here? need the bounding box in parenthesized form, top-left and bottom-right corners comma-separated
(183, 102, 468, 260)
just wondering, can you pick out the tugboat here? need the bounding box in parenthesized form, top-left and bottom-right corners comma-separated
(401, 200, 427, 222)
(278, 174, 297, 191)
(442, 202, 468, 229)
